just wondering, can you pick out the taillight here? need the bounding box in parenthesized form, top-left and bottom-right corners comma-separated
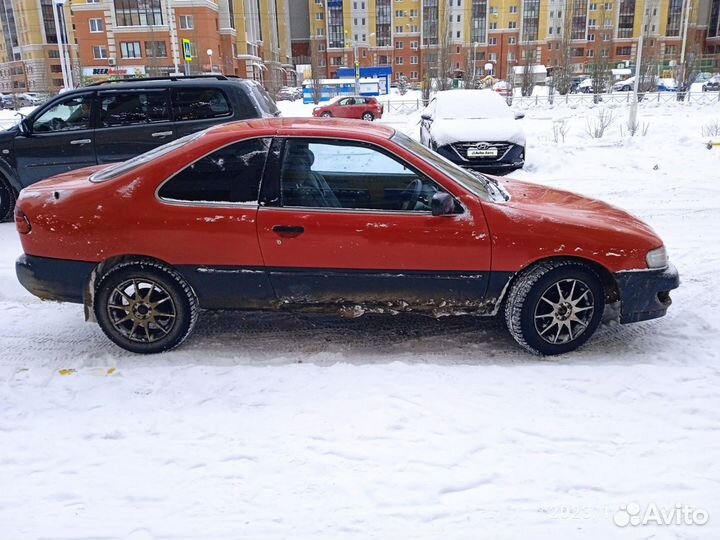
(14, 207, 31, 234)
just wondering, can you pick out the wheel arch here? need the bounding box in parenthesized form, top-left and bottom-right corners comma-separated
(83, 254, 198, 322)
(498, 255, 620, 314)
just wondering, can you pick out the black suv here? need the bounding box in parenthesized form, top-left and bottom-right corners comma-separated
(0, 75, 280, 220)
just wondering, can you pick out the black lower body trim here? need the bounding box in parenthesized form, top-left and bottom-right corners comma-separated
(615, 264, 680, 323)
(16, 254, 95, 303)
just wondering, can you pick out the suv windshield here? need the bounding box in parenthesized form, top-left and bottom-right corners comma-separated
(391, 131, 508, 202)
(91, 131, 205, 182)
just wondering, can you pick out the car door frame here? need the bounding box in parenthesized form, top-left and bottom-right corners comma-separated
(256, 136, 495, 314)
(13, 90, 98, 188)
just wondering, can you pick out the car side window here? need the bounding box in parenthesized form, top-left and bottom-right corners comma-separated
(280, 139, 449, 212)
(33, 94, 94, 133)
(158, 138, 270, 204)
(172, 88, 232, 121)
(99, 91, 170, 127)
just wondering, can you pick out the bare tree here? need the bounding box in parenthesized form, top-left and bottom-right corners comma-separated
(309, 38, 324, 105)
(588, 6, 613, 102)
(519, 45, 536, 97)
(552, 0, 575, 95)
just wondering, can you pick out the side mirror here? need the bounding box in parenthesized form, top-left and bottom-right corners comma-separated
(18, 118, 31, 136)
(431, 192, 454, 216)
(514, 111, 525, 120)
(421, 113, 433, 121)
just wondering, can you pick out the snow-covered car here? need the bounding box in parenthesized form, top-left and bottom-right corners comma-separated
(276, 86, 303, 101)
(14, 118, 679, 356)
(702, 76, 720, 92)
(420, 89, 525, 173)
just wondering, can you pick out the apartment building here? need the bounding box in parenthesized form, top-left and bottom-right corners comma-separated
(1, 0, 294, 94)
(306, 0, 719, 83)
(0, 0, 77, 93)
(72, 0, 293, 87)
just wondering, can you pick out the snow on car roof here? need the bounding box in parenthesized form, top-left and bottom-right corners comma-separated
(433, 89, 513, 120)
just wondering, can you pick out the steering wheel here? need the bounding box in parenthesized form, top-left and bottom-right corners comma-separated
(400, 179, 422, 211)
(48, 117, 68, 131)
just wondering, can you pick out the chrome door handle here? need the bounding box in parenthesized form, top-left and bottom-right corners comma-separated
(152, 131, 173, 138)
(70, 139, 91, 145)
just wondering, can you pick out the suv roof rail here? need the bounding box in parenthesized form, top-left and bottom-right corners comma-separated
(87, 74, 241, 86)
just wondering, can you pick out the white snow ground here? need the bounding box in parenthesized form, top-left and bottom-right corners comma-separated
(1, 97, 720, 540)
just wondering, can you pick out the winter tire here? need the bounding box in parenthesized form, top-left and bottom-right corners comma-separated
(94, 261, 198, 354)
(504, 260, 604, 355)
(0, 176, 16, 222)
(362, 112, 374, 121)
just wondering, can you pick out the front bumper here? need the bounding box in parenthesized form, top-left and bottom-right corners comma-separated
(16, 254, 95, 304)
(435, 143, 525, 174)
(615, 264, 680, 323)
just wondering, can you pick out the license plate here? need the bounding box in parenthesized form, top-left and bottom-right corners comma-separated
(467, 147, 497, 158)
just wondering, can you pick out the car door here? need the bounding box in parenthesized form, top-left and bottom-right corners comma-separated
(94, 88, 174, 164)
(335, 97, 354, 118)
(255, 137, 492, 311)
(13, 92, 97, 187)
(153, 136, 274, 309)
(171, 87, 234, 138)
(420, 98, 436, 146)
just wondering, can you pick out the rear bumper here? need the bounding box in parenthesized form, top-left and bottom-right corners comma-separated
(16, 254, 95, 304)
(615, 264, 680, 323)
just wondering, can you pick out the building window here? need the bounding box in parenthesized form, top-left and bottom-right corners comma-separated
(489, 37, 497, 44)
(395, 56, 403, 64)
(509, 5, 517, 12)
(508, 21, 517, 28)
(395, 41, 403, 48)
(114, 0, 163, 26)
(410, 55, 418, 64)
(89, 18, 104, 32)
(328, 0, 345, 48)
(616, 46, 631, 55)
(376, 0, 392, 46)
(120, 41, 142, 58)
(471, 0, 488, 43)
(92, 45, 108, 59)
(145, 40, 167, 57)
(179, 15, 194, 30)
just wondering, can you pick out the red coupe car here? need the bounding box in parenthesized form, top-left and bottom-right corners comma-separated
(15, 118, 678, 355)
(312, 96, 383, 121)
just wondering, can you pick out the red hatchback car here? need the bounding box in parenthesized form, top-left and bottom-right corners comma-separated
(15, 118, 678, 355)
(312, 96, 383, 121)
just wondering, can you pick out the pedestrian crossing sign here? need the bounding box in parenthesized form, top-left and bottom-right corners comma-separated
(182, 39, 192, 62)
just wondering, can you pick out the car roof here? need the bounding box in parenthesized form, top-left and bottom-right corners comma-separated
(65, 77, 252, 93)
(205, 117, 396, 139)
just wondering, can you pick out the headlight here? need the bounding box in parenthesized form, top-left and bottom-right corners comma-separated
(646, 246, 668, 269)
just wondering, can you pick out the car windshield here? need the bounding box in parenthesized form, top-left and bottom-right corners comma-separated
(390, 131, 508, 202)
(247, 82, 280, 117)
(90, 131, 205, 182)
(435, 90, 513, 120)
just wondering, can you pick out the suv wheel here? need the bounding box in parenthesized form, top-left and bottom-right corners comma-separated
(0, 176, 16, 222)
(504, 260, 604, 355)
(94, 261, 198, 354)
(362, 112, 374, 121)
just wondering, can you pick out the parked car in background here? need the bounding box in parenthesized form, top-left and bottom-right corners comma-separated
(420, 89, 525, 173)
(275, 86, 303, 101)
(0, 93, 14, 109)
(17, 92, 44, 106)
(312, 96, 383, 121)
(14, 118, 679, 356)
(492, 80, 512, 97)
(0, 75, 280, 221)
(703, 76, 720, 92)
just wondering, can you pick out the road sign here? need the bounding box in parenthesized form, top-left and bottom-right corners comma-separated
(354, 61, 360, 79)
(182, 39, 192, 62)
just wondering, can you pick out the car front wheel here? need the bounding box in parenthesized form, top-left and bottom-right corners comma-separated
(362, 112, 374, 121)
(321, 111, 332, 117)
(504, 260, 604, 355)
(0, 176, 16, 222)
(94, 261, 198, 354)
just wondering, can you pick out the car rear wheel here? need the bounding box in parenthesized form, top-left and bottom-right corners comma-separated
(321, 111, 332, 117)
(0, 176, 16, 222)
(94, 261, 198, 354)
(362, 112, 374, 121)
(504, 260, 604, 355)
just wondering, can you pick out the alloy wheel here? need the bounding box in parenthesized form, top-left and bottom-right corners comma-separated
(533, 278, 595, 345)
(106, 278, 177, 343)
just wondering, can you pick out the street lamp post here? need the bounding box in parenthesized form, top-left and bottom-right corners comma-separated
(52, 0, 73, 90)
(207, 49, 213, 73)
(629, 0, 651, 129)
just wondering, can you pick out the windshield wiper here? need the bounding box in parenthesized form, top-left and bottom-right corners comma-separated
(470, 170, 510, 202)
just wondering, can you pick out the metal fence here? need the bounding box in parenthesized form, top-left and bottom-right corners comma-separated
(379, 91, 720, 114)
